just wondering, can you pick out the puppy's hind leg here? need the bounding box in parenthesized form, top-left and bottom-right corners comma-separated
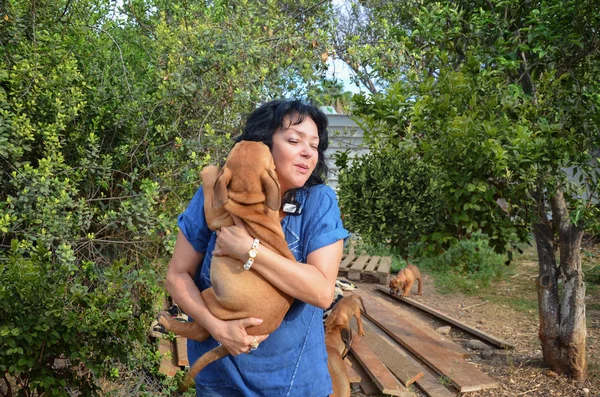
(157, 312, 210, 342)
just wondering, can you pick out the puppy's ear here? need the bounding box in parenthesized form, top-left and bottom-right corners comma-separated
(262, 168, 281, 211)
(213, 167, 232, 208)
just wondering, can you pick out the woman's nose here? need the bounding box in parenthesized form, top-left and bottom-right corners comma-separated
(300, 143, 314, 158)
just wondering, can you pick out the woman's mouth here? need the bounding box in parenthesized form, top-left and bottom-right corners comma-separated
(295, 164, 309, 174)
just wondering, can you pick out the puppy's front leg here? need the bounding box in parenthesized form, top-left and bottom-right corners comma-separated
(403, 280, 414, 297)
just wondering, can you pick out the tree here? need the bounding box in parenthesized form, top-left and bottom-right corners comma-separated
(336, 0, 600, 380)
(0, 0, 333, 394)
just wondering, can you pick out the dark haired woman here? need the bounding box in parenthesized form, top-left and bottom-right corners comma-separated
(165, 100, 350, 396)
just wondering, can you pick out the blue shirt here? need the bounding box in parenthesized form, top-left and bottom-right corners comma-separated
(177, 183, 350, 396)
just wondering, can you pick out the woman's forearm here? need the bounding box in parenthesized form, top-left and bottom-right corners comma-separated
(165, 231, 221, 333)
(249, 241, 343, 309)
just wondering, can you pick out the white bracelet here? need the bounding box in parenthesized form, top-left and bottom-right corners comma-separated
(243, 239, 260, 270)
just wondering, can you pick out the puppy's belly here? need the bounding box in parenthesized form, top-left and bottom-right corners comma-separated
(209, 256, 290, 321)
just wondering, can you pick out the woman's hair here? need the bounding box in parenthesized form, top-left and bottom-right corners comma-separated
(236, 100, 330, 189)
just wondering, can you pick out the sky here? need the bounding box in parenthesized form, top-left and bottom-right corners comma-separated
(325, 58, 370, 95)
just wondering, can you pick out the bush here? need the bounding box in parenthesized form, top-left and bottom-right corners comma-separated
(415, 232, 509, 294)
(0, 241, 163, 396)
(336, 147, 444, 257)
(0, 0, 332, 394)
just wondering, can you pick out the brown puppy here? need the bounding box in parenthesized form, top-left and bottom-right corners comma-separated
(158, 141, 296, 390)
(389, 263, 422, 297)
(324, 294, 366, 397)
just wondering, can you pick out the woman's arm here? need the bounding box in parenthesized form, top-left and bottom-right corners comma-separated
(166, 231, 267, 354)
(214, 222, 343, 309)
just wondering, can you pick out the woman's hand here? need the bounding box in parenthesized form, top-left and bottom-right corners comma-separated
(213, 216, 254, 261)
(210, 317, 270, 356)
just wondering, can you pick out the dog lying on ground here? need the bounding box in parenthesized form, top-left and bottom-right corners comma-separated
(157, 141, 296, 390)
(389, 263, 422, 297)
(323, 294, 366, 397)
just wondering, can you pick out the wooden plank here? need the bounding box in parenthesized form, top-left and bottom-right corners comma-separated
(350, 333, 410, 396)
(363, 317, 456, 397)
(339, 254, 356, 269)
(377, 256, 392, 275)
(363, 256, 380, 272)
(373, 285, 515, 350)
(158, 339, 180, 377)
(350, 255, 370, 271)
(353, 289, 498, 393)
(175, 337, 189, 367)
(345, 361, 361, 383)
(348, 289, 473, 358)
(350, 320, 424, 387)
(347, 354, 380, 396)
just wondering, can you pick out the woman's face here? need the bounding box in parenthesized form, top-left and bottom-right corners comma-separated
(271, 114, 319, 195)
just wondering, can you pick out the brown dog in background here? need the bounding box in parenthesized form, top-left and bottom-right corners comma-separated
(324, 294, 366, 397)
(389, 263, 422, 297)
(157, 141, 296, 390)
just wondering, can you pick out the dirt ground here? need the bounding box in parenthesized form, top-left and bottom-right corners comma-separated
(350, 245, 600, 397)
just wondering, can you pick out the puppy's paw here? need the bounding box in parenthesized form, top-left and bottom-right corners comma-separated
(157, 311, 172, 328)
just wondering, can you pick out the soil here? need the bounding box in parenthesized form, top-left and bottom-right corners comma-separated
(350, 245, 600, 397)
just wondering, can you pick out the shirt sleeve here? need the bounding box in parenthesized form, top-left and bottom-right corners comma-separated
(177, 185, 212, 253)
(302, 185, 351, 256)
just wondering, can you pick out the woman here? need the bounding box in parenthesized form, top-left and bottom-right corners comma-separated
(166, 100, 350, 396)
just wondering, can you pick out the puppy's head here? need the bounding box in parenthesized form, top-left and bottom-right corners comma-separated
(213, 141, 280, 210)
(389, 277, 400, 294)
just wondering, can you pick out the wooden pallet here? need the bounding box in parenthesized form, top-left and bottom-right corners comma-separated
(338, 254, 392, 284)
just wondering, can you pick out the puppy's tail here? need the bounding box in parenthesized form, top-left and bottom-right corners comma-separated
(178, 345, 229, 392)
(353, 294, 367, 315)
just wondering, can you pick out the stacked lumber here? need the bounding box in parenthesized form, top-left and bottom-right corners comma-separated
(346, 286, 500, 396)
(338, 254, 392, 284)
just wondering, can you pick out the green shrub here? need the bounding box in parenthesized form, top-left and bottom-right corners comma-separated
(415, 232, 509, 294)
(0, 241, 162, 396)
(0, 0, 332, 394)
(336, 147, 444, 257)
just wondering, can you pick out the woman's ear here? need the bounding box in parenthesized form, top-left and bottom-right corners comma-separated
(213, 167, 232, 208)
(262, 169, 281, 211)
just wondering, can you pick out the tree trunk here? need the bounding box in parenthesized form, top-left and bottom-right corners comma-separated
(533, 220, 562, 371)
(534, 190, 587, 380)
(551, 191, 587, 380)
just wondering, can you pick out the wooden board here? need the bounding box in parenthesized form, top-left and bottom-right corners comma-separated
(346, 354, 380, 396)
(345, 361, 361, 383)
(158, 339, 180, 377)
(351, 320, 424, 386)
(350, 255, 370, 271)
(175, 337, 189, 367)
(350, 332, 410, 397)
(363, 317, 457, 397)
(348, 289, 473, 358)
(363, 256, 381, 272)
(353, 289, 498, 393)
(377, 256, 392, 275)
(340, 254, 356, 268)
(373, 285, 515, 350)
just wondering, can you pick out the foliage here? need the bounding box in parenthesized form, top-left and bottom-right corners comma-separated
(334, 0, 599, 378)
(0, 241, 160, 396)
(0, 0, 332, 394)
(415, 233, 509, 295)
(336, 146, 443, 256)
(336, 0, 600, 255)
